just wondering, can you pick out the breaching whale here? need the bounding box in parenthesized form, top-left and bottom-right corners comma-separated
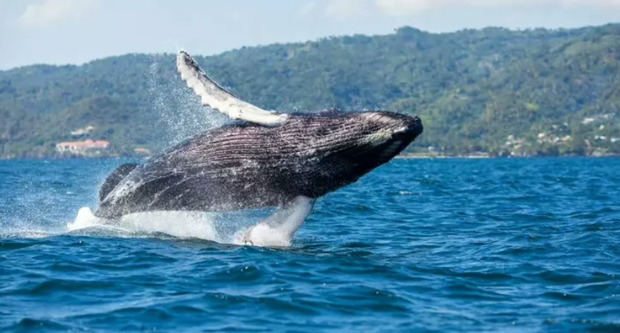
(94, 51, 422, 246)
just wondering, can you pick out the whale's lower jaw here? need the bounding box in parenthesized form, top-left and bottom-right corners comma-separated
(95, 112, 422, 219)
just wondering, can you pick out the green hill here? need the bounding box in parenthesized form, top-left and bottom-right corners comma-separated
(1, 24, 619, 159)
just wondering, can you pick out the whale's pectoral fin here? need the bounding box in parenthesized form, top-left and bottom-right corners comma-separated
(177, 51, 289, 127)
(241, 196, 315, 247)
(99, 163, 139, 201)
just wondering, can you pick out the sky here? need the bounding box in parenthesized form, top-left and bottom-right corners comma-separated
(1, 0, 620, 70)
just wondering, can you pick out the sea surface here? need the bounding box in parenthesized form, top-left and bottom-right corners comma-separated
(0, 158, 618, 332)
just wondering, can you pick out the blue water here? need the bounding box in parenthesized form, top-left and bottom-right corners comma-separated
(0, 158, 618, 332)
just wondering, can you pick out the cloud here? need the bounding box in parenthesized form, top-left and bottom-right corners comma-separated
(324, 0, 372, 18)
(374, 0, 435, 14)
(299, 0, 620, 19)
(375, 0, 620, 16)
(18, 0, 99, 28)
(296, 0, 375, 19)
(298, 1, 319, 16)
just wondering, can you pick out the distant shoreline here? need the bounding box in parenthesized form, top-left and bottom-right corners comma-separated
(1, 153, 619, 161)
(396, 152, 620, 159)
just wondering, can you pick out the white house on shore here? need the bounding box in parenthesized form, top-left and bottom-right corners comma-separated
(56, 139, 110, 156)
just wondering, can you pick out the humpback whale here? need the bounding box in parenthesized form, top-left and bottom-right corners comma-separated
(94, 51, 422, 245)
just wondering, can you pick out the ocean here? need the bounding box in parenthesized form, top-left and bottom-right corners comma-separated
(0, 158, 618, 332)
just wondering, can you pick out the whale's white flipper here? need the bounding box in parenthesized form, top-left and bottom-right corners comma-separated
(177, 51, 289, 126)
(240, 196, 314, 247)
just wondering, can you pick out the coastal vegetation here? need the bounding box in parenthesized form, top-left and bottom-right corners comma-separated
(0, 24, 618, 158)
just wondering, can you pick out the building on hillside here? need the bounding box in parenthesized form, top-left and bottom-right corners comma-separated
(133, 147, 151, 156)
(70, 125, 95, 136)
(56, 139, 110, 157)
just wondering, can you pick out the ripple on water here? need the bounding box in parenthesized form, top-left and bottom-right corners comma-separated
(0, 158, 619, 331)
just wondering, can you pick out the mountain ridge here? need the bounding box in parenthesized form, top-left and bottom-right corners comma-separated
(1, 24, 619, 159)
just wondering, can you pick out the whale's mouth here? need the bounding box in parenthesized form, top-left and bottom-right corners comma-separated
(379, 140, 404, 160)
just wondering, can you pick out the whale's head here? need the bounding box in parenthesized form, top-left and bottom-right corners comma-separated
(289, 111, 423, 197)
(351, 111, 423, 163)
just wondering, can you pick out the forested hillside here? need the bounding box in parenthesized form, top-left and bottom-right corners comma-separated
(1, 24, 619, 158)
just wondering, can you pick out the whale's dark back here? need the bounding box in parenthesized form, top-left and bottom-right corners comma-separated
(95, 112, 422, 218)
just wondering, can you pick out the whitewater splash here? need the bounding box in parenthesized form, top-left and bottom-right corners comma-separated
(67, 207, 224, 241)
(66, 201, 313, 247)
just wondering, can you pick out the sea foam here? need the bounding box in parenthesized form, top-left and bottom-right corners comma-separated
(66, 205, 309, 247)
